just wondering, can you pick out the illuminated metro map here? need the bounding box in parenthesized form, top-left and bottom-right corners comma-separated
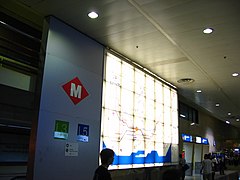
(101, 53, 179, 169)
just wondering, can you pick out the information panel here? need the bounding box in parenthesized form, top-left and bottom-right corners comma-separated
(101, 53, 178, 169)
(54, 120, 69, 140)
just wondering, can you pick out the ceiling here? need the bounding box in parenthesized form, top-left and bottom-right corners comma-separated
(1, 0, 240, 128)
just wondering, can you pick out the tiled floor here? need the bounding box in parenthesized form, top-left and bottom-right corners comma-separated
(185, 165, 240, 180)
(185, 174, 201, 180)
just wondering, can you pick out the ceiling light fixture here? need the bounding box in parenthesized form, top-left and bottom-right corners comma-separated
(180, 114, 186, 118)
(0, 21, 7, 25)
(226, 120, 230, 124)
(177, 78, 195, 84)
(215, 103, 220, 107)
(203, 28, 214, 34)
(232, 72, 239, 77)
(228, 112, 231, 116)
(236, 118, 239, 122)
(88, 11, 99, 19)
(196, 90, 202, 93)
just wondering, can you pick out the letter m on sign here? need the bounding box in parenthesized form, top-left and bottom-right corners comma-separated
(62, 77, 89, 105)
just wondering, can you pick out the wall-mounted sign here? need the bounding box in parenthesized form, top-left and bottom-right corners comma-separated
(77, 124, 89, 142)
(62, 77, 89, 105)
(182, 134, 209, 145)
(202, 138, 209, 145)
(54, 120, 69, 140)
(182, 134, 193, 142)
(196, 136, 202, 144)
(65, 142, 78, 156)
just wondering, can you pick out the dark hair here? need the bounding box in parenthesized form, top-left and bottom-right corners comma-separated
(100, 148, 114, 164)
(204, 154, 208, 159)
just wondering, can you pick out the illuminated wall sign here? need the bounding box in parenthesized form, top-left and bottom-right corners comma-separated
(196, 136, 202, 144)
(100, 53, 178, 169)
(182, 134, 193, 142)
(195, 136, 209, 145)
(201, 138, 208, 145)
(183, 134, 209, 145)
(77, 124, 89, 142)
(54, 120, 69, 140)
(234, 148, 239, 152)
(62, 77, 89, 105)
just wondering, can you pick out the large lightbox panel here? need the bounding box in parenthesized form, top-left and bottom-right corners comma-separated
(101, 53, 178, 169)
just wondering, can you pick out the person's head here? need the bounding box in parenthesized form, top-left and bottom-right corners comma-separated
(100, 148, 114, 166)
(204, 154, 208, 159)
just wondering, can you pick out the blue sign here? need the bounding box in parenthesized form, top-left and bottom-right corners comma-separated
(182, 134, 193, 142)
(77, 124, 89, 142)
(201, 138, 208, 145)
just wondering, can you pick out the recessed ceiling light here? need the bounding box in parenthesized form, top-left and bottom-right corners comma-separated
(232, 72, 239, 77)
(88, 11, 99, 19)
(236, 118, 239, 122)
(177, 78, 195, 84)
(203, 28, 214, 34)
(226, 120, 230, 124)
(215, 103, 220, 107)
(196, 90, 202, 93)
(180, 114, 186, 118)
(228, 112, 231, 116)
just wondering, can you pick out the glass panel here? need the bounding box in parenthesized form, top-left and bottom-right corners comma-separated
(135, 69, 145, 95)
(172, 126, 179, 144)
(105, 54, 121, 86)
(163, 85, 171, 107)
(122, 61, 134, 91)
(146, 99, 154, 120)
(0, 66, 32, 91)
(155, 102, 163, 124)
(164, 105, 171, 126)
(121, 89, 134, 114)
(155, 81, 163, 103)
(155, 122, 164, 143)
(164, 124, 172, 143)
(104, 82, 121, 111)
(172, 109, 178, 127)
(146, 75, 154, 100)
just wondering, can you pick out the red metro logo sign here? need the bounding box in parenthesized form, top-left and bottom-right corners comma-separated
(62, 77, 89, 105)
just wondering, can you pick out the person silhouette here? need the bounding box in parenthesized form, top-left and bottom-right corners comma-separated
(179, 154, 187, 180)
(93, 148, 115, 180)
(200, 154, 213, 180)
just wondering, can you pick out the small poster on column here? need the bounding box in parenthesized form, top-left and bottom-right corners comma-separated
(54, 120, 69, 140)
(65, 142, 78, 156)
(77, 124, 89, 142)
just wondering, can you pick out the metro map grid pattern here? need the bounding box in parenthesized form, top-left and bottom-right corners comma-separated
(101, 53, 179, 169)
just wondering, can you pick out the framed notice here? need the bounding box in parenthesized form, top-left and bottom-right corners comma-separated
(65, 142, 78, 156)
(54, 120, 69, 140)
(77, 124, 89, 142)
